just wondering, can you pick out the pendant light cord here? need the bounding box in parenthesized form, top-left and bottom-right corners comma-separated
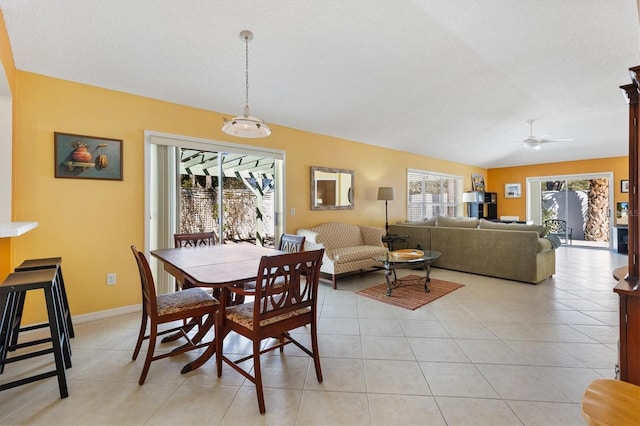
(244, 33, 250, 113)
(222, 30, 271, 137)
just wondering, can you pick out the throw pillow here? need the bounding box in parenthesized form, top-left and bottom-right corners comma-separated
(398, 217, 436, 226)
(478, 219, 545, 236)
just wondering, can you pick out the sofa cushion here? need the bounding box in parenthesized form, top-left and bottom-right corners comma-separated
(436, 216, 479, 228)
(397, 217, 436, 226)
(397, 218, 435, 226)
(478, 219, 546, 236)
(424, 217, 437, 226)
(327, 245, 388, 264)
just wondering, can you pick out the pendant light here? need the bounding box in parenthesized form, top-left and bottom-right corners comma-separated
(222, 30, 271, 138)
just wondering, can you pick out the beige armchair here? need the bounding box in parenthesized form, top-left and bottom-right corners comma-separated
(297, 222, 388, 288)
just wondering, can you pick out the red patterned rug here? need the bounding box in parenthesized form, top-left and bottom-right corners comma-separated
(356, 275, 464, 310)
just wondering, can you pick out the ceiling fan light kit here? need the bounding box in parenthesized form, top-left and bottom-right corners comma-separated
(520, 119, 572, 150)
(523, 137, 542, 150)
(222, 30, 271, 138)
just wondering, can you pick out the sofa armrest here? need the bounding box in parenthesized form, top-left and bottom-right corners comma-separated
(296, 229, 325, 251)
(359, 225, 386, 247)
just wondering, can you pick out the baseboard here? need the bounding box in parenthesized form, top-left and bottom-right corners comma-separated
(16, 304, 141, 336)
(71, 304, 140, 324)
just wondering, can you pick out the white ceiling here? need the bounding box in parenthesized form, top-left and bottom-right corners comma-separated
(1, 0, 639, 169)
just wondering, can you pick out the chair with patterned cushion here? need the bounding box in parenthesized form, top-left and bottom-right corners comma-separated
(242, 234, 306, 293)
(170, 231, 220, 333)
(174, 231, 216, 248)
(130, 246, 219, 385)
(216, 249, 324, 414)
(278, 234, 305, 253)
(173, 232, 217, 290)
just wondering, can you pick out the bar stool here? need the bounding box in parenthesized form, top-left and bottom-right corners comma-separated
(13, 257, 74, 342)
(0, 268, 71, 398)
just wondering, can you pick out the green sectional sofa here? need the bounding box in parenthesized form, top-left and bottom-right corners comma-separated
(388, 217, 555, 284)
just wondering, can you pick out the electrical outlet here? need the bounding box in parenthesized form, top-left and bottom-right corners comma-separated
(107, 273, 116, 285)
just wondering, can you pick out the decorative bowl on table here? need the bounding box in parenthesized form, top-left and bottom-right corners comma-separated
(390, 249, 424, 259)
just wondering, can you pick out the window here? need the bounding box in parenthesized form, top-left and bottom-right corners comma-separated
(407, 169, 462, 221)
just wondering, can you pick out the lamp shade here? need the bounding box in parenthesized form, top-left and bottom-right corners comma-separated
(222, 113, 271, 138)
(462, 192, 477, 203)
(377, 187, 395, 201)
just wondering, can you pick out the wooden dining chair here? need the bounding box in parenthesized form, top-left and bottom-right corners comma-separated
(173, 231, 217, 290)
(242, 234, 307, 293)
(215, 249, 324, 414)
(174, 232, 246, 306)
(166, 232, 218, 335)
(278, 234, 305, 253)
(130, 246, 219, 385)
(174, 231, 217, 248)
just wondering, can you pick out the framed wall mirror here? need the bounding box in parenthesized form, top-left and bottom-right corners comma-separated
(310, 166, 354, 210)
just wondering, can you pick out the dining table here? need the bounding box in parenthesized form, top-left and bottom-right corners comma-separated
(150, 243, 285, 373)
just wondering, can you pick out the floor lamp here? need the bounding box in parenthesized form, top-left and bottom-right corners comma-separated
(377, 187, 396, 236)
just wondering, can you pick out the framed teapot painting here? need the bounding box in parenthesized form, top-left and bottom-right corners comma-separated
(54, 132, 123, 180)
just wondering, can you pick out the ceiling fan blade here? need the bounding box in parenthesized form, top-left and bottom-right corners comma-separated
(539, 138, 574, 144)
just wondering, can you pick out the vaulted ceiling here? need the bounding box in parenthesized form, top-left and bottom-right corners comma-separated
(1, 0, 639, 168)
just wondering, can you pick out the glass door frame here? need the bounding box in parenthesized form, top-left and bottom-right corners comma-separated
(143, 130, 285, 291)
(526, 171, 613, 249)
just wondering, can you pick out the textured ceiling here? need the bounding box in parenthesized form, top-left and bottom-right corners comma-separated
(1, 0, 639, 168)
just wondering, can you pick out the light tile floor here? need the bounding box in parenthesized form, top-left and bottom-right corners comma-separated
(0, 246, 626, 425)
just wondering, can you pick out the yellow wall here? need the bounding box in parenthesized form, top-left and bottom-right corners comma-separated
(7, 69, 484, 324)
(488, 156, 629, 219)
(0, 8, 16, 280)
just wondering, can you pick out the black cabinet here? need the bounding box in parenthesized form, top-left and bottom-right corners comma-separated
(484, 192, 498, 220)
(465, 191, 497, 220)
(616, 226, 629, 254)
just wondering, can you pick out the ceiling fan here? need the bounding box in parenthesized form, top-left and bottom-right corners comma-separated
(521, 119, 573, 150)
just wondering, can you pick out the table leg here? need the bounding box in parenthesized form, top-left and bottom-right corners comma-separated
(424, 261, 431, 293)
(170, 313, 214, 353)
(384, 267, 392, 296)
(179, 312, 217, 373)
(162, 319, 199, 343)
(385, 267, 398, 296)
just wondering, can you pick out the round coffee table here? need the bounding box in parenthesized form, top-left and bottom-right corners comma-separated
(374, 250, 441, 296)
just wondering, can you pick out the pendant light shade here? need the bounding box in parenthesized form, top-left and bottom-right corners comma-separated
(222, 30, 271, 138)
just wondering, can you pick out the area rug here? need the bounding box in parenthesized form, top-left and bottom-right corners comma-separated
(356, 275, 464, 310)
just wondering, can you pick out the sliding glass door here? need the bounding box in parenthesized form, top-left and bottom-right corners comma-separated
(144, 131, 285, 292)
(527, 173, 612, 248)
(178, 149, 277, 246)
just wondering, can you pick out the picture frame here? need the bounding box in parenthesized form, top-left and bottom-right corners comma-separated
(617, 202, 629, 218)
(471, 173, 485, 192)
(621, 179, 629, 193)
(505, 182, 522, 198)
(55, 132, 123, 180)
